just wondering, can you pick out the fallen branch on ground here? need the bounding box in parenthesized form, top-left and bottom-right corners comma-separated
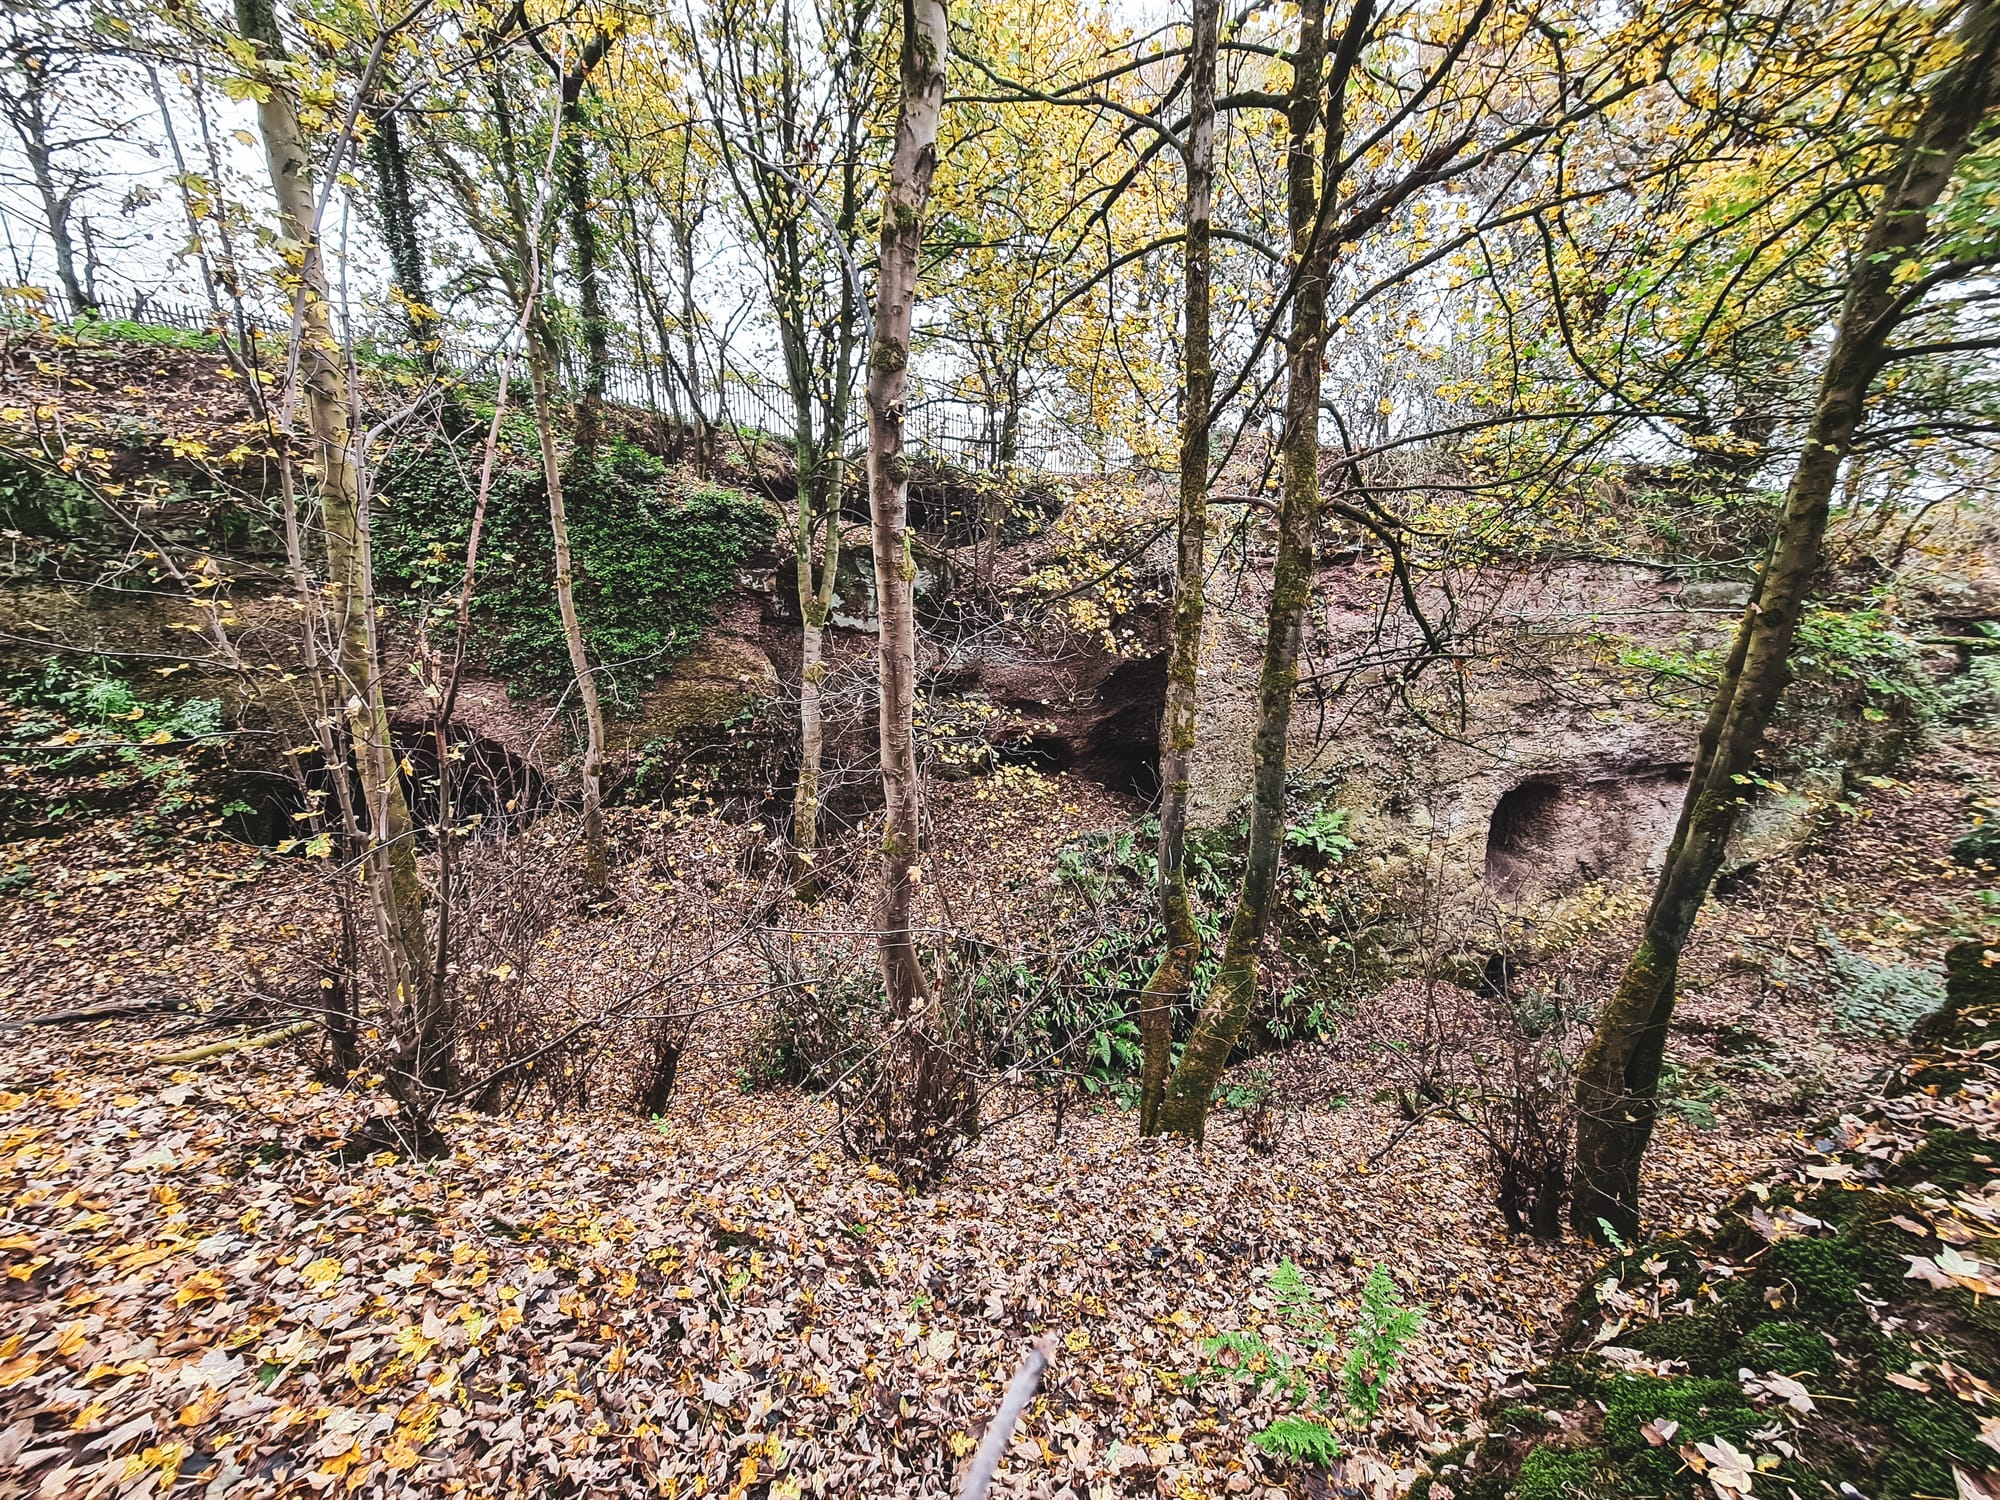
(1, 997, 192, 1034)
(156, 1020, 313, 1066)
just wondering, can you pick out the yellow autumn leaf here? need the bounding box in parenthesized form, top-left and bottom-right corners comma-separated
(302, 1256, 343, 1288)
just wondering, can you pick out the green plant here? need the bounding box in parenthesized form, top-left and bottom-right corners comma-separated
(374, 435, 771, 700)
(1951, 805, 2000, 866)
(1600, 1375, 1759, 1493)
(3, 660, 230, 837)
(1286, 804, 1356, 864)
(1219, 1068, 1274, 1111)
(1251, 1416, 1343, 1465)
(1195, 1259, 1423, 1465)
(1342, 1263, 1425, 1419)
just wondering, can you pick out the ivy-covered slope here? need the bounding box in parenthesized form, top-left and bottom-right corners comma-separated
(374, 428, 773, 700)
(1434, 940, 2000, 1500)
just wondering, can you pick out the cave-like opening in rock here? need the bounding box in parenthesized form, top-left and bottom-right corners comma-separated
(1485, 777, 1564, 889)
(1483, 766, 1692, 895)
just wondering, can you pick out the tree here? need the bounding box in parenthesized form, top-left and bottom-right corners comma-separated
(363, 77, 436, 361)
(1571, 0, 2000, 1241)
(0, 12, 106, 315)
(1137, 0, 1218, 1137)
(1151, 0, 1668, 1138)
(853, 0, 971, 1182)
(415, 35, 614, 895)
(232, 0, 443, 1120)
(693, 0, 883, 898)
(1155, 0, 1343, 1139)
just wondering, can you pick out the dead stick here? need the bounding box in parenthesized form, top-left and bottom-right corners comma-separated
(957, 1336, 1057, 1500)
(157, 1020, 313, 1066)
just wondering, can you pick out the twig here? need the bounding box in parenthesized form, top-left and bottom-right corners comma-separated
(156, 1020, 313, 1066)
(957, 1336, 1058, 1500)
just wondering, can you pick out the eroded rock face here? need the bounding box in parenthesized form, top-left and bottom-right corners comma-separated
(1184, 557, 1714, 923)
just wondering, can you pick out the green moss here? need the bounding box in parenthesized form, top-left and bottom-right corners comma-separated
(1602, 1375, 1758, 1494)
(1530, 1360, 1600, 1400)
(1743, 1320, 1836, 1376)
(1602, 1376, 1755, 1451)
(1492, 1403, 1555, 1432)
(374, 435, 771, 701)
(1863, 1387, 1987, 1500)
(1762, 1235, 1864, 1310)
(1893, 1127, 1996, 1191)
(1511, 1446, 1601, 1500)
(1627, 1307, 1743, 1374)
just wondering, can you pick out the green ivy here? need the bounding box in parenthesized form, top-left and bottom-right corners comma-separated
(373, 433, 772, 701)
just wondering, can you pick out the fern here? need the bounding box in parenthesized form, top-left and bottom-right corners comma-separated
(1197, 1330, 1313, 1405)
(1340, 1264, 1425, 1419)
(1251, 1416, 1343, 1466)
(1191, 1259, 1425, 1466)
(1270, 1258, 1333, 1341)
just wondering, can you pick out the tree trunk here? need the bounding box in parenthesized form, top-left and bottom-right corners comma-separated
(5, 57, 93, 316)
(1570, 0, 2000, 1241)
(1157, 0, 1350, 1140)
(527, 331, 611, 895)
(867, 0, 949, 1019)
(1137, 0, 1220, 1138)
(792, 452, 842, 900)
(234, 0, 442, 1109)
(563, 80, 609, 454)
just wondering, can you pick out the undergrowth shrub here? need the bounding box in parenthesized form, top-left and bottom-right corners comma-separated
(1, 659, 233, 838)
(747, 940, 884, 1090)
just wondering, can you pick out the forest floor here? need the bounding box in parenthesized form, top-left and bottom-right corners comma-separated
(1, 723, 1995, 1499)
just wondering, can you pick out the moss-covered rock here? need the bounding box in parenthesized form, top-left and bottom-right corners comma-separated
(1742, 1320, 1836, 1376)
(1762, 1234, 1865, 1311)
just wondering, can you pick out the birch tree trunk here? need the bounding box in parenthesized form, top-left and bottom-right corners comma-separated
(1570, 0, 2000, 1240)
(234, 0, 442, 1104)
(1137, 0, 1221, 1138)
(3, 59, 95, 316)
(1157, 0, 1356, 1140)
(527, 331, 611, 895)
(792, 453, 843, 900)
(866, 0, 949, 1020)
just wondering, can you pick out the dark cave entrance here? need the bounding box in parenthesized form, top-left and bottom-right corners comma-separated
(1484, 777, 1565, 889)
(1483, 766, 1692, 895)
(222, 726, 550, 848)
